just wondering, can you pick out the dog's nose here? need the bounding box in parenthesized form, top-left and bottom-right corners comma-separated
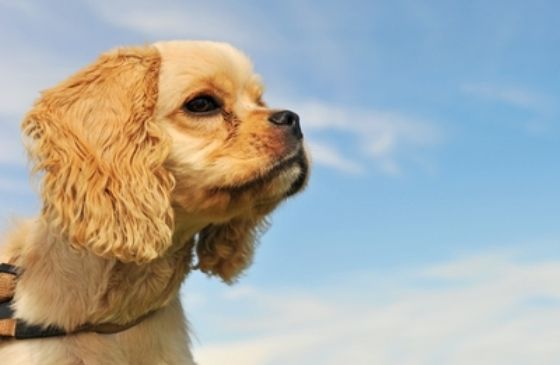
(268, 110, 303, 140)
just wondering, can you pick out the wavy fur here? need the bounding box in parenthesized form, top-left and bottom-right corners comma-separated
(22, 47, 175, 263)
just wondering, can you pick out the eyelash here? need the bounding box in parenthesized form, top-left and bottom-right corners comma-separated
(181, 94, 266, 118)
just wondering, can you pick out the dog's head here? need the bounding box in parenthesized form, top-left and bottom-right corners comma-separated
(23, 41, 308, 282)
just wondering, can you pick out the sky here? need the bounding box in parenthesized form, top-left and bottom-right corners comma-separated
(0, 1, 559, 364)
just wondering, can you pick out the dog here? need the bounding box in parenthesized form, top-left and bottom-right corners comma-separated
(0, 40, 308, 364)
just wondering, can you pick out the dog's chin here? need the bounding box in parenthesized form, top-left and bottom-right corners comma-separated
(214, 147, 308, 201)
(248, 148, 308, 198)
(275, 151, 309, 198)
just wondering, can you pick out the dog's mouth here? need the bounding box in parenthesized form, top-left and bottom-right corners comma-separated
(213, 147, 309, 198)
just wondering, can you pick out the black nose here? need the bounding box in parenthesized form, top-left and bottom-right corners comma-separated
(268, 110, 303, 140)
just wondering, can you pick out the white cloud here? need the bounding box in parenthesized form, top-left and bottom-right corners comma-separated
(0, 0, 41, 18)
(306, 141, 364, 174)
(185, 251, 560, 365)
(85, 0, 262, 47)
(461, 83, 558, 134)
(291, 100, 442, 176)
(462, 83, 553, 112)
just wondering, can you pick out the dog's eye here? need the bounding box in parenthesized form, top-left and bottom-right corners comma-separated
(183, 95, 221, 114)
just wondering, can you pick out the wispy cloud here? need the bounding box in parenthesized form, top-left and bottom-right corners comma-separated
(305, 140, 364, 174)
(461, 82, 558, 133)
(0, 0, 41, 18)
(291, 100, 442, 175)
(462, 83, 553, 113)
(85, 0, 262, 47)
(185, 251, 560, 365)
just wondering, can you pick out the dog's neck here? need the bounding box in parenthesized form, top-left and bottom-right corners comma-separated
(171, 206, 211, 248)
(5, 213, 206, 332)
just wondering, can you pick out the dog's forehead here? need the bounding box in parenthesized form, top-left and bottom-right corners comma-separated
(154, 41, 261, 113)
(154, 40, 253, 75)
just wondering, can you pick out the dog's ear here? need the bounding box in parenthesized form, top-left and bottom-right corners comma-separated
(22, 46, 175, 264)
(196, 216, 269, 283)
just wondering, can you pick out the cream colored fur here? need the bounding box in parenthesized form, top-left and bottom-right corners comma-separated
(0, 41, 308, 365)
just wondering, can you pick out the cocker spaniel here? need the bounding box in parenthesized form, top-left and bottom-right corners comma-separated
(0, 41, 308, 364)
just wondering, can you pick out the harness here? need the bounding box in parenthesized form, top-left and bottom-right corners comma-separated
(0, 262, 152, 339)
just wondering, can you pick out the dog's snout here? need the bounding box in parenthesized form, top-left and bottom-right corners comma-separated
(268, 110, 303, 140)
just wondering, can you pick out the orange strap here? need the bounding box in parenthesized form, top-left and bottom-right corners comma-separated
(0, 263, 18, 337)
(0, 319, 16, 337)
(0, 273, 16, 303)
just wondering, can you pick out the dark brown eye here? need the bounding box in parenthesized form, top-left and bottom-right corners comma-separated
(183, 95, 221, 114)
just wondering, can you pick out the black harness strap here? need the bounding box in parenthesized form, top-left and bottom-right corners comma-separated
(0, 301, 66, 338)
(0, 262, 153, 340)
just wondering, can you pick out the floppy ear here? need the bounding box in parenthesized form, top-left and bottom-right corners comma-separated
(22, 46, 175, 264)
(196, 215, 269, 283)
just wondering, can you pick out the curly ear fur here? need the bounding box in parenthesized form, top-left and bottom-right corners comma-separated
(22, 47, 175, 263)
(196, 216, 269, 283)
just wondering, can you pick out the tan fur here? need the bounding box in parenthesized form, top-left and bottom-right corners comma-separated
(0, 41, 308, 364)
(22, 46, 175, 264)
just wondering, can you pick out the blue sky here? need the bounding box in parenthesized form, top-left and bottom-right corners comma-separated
(1, 1, 559, 364)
